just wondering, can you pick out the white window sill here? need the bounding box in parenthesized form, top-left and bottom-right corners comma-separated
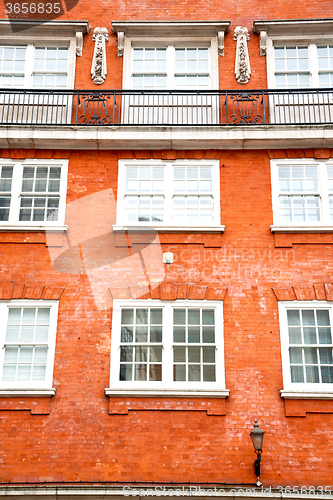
(0, 225, 68, 233)
(106, 388, 229, 398)
(271, 225, 333, 233)
(112, 225, 225, 233)
(281, 390, 333, 399)
(0, 388, 56, 397)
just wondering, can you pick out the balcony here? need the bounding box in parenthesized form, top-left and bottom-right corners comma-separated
(1, 88, 333, 150)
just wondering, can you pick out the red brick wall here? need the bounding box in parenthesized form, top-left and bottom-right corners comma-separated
(0, 148, 333, 486)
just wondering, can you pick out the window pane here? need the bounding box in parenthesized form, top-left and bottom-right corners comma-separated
(305, 365, 319, 383)
(203, 365, 216, 382)
(287, 307, 333, 385)
(149, 364, 162, 381)
(291, 365, 304, 383)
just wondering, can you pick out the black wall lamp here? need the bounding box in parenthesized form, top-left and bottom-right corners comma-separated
(250, 419, 265, 486)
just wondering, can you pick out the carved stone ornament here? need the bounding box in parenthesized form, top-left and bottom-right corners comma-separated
(259, 30, 267, 57)
(76, 32, 83, 57)
(217, 31, 225, 56)
(233, 26, 251, 85)
(117, 32, 125, 57)
(91, 27, 109, 85)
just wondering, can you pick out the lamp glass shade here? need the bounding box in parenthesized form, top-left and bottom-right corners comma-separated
(250, 428, 264, 452)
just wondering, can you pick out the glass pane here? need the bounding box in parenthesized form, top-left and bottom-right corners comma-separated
(188, 346, 200, 363)
(17, 365, 31, 381)
(202, 326, 215, 343)
(203, 365, 216, 382)
(173, 364, 186, 381)
(302, 310, 315, 326)
(149, 364, 162, 381)
(135, 346, 147, 362)
(319, 347, 333, 365)
(121, 309, 133, 324)
(37, 308, 50, 324)
(318, 327, 332, 344)
(22, 308, 36, 324)
(134, 364, 147, 381)
(19, 346, 33, 362)
(150, 326, 162, 343)
(120, 346, 133, 362)
(135, 326, 148, 342)
(173, 326, 185, 343)
(150, 309, 162, 324)
(203, 346, 215, 363)
(303, 327, 317, 344)
(317, 310, 330, 326)
(321, 366, 333, 383)
(202, 310, 214, 325)
(2, 365, 16, 381)
(305, 365, 319, 383)
(188, 364, 200, 381)
(4, 346, 18, 363)
(188, 309, 200, 325)
(20, 325, 34, 342)
(290, 365, 304, 383)
(119, 364, 132, 381)
(188, 327, 200, 343)
(136, 309, 148, 324)
(289, 327, 302, 344)
(287, 310, 300, 326)
(174, 309, 185, 325)
(32, 365, 46, 381)
(150, 346, 162, 362)
(7, 308, 21, 324)
(289, 347, 303, 364)
(173, 347, 186, 362)
(304, 347, 318, 364)
(5, 325, 19, 343)
(121, 326, 133, 343)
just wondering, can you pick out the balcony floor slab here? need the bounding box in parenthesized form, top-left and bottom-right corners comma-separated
(1, 124, 333, 150)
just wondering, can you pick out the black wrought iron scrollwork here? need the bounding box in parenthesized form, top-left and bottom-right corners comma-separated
(78, 91, 113, 125)
(0, 88, 332, 126)
(228, 93, 264, 125)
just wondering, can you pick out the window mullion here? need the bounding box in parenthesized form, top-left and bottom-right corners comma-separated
(25, 44, 34, 88)
(320, 162, 330, 225)
(163, 303, 173, 386)
(9, 162, 22, 223)
(309, 43, 319, 88)
(166, 46, 174, 89)
(164, 162, 173, 225)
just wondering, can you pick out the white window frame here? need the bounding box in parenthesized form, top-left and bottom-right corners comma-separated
(0, 43, 74, 89)
(0, 299, 58, 395)
(123, 38, 218, 90)
(115, 159, 221, 230)
(266, 37, 333, 89)
(0, 39, 76, 90)
(279, 301, 333, 398)
(0, 158, 68, 231)
(270, 158, 333, 232)
(107, 299, 228, 397)
(0, 19, 90, 89)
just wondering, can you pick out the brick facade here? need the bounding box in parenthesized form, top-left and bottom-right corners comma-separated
(0, 0, 333, 495)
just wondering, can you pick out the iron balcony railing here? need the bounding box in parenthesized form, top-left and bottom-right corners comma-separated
(0, 88, 333, 126)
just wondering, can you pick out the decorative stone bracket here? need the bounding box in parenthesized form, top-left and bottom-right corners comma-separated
(76, 31, 84, 57)
(234, 26, 251, 84)
(117, 32, 125, 57)
(91, 27, 109, 85)
(217, 31, 225, 56)
(259, 30, 267, 57)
